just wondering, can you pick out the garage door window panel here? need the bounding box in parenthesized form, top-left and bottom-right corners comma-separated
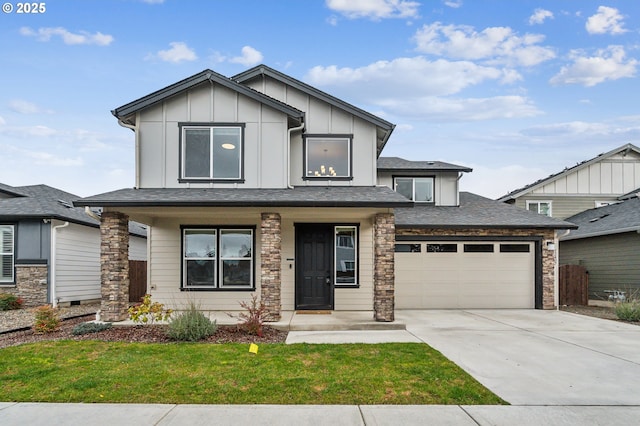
(463, 244, 494, 253)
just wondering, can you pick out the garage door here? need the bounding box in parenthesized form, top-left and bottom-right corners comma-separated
(395, 241, 535, 309)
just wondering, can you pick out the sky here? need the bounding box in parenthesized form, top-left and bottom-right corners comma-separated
(0, 0, 638, 199)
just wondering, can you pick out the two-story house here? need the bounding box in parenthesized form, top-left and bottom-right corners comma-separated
(76, 65, 574, 322)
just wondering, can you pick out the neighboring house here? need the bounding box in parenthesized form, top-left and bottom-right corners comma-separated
(559, 191, 640, 301)
(0, 183, 147, 306)
(497, 144, 640, 219)
(75, 65, 574, 322)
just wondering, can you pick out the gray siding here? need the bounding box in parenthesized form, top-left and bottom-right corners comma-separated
(560, 232, 640, 300)
(515, 196, 619, 220)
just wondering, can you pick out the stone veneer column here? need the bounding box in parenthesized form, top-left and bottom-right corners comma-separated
(542, 232, 556, 309)
(374, 213, 395, 322)
(8, 265, 48, 307)
(260, 213, 282, 321)
(100, 211, 130, 322)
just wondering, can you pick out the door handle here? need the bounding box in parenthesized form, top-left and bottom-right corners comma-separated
(325, 276, 331, 285)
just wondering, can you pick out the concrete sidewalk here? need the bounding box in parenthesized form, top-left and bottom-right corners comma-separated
(2, 402, 640, 426)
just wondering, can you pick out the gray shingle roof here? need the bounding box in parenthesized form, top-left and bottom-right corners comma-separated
(396, 192, 577, 229)
(0, 183, 146, 237)
(561, 196, 640, 240)
(377, 157, 472, 172)
(74, 186, 414, 208)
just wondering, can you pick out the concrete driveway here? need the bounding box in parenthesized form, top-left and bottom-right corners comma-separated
(395, 309, 640, 405)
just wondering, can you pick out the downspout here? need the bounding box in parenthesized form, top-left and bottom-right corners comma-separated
(287, 121, 305, 189)
(456, 172, 464, 206)
(50, 221, 70, 307)
(118, 118, 140, 188)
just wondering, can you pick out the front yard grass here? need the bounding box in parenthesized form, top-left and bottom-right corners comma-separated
(0, 341, 505, 405)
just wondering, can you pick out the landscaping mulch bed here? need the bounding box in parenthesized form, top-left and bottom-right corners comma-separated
(0, 314, 288, 349)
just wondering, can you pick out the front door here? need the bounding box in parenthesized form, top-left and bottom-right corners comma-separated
(295, 224, 334, 310)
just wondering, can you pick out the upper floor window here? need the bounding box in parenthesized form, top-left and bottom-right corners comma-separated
(180, 123, 244, 182)
(0, 225, 15, 284)
(394, 177, 434, 202)
(304, 135, 352, 179)
(526, 200, 552, 217)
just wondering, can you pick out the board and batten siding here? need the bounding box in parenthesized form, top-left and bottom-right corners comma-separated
(53, 221, 101, 303)
(560, 232, 640, 300)
(242, 76, 378, 187)
(377, 171, 460, 206)
(142, 207, 380, 312)
(137, 81, 289, 189)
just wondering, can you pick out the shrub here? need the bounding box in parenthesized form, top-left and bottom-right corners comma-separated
(128, 294, 173, 324)
(615, 301, 640, 322)
(235, 295, 272, 337)
(166, 302, 217, 342)
(72, 321, 113, 335)
(0, 293, 23, 311)
(33, 305, 61, 334)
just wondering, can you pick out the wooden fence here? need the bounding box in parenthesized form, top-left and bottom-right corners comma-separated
(129, 260, 147, 303)
(559, 264, 589, 306)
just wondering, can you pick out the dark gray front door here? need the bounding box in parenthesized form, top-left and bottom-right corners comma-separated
(295, 224, 333, 310)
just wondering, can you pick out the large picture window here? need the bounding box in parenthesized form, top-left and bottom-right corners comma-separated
(394, 177, 434, 202)
(304, 135, 352, 179)
(183, 227, 254, 290)
(0, 225, 15, 284)
(180, 124, 244, 181)
(335, 226, 358, 286)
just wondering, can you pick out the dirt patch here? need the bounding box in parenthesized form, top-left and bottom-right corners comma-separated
(559, 304, 639, 325)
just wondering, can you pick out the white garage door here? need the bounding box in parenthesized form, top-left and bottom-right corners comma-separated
(395, 242, 535, 309)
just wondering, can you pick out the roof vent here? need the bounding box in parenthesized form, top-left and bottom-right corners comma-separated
(589, 213, 610, 223)
(57, 199, 73, 209)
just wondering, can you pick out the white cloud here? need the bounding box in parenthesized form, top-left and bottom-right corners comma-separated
(0, 116, 5, 126)
(521, 121, 611, 137)
(444, 0, 462, 9)
(8, 99, 53, 115)
(306, 57, 504, 99)
(550, 45, 637, 87)
(377, 95, 541, 121)
(413, 22, 555, 67)
(0, 124, 57, 138)
(325, 0, 420, 20)
(229, 46, 264, 66)
(586, 6, 627, 35)
(529, 8, 553, 25)
(27, 151, 84, 167)
(461, 164, 548, 199)
(154, 42, 197, 63)
(20, 26, 113, 46)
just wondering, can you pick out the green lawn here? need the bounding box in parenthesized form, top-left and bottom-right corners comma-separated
(0, 341, 505, 405)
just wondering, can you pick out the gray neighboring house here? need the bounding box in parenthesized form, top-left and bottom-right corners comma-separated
(497, 143, 640, 219)
(75, 65, 575, 323)
(559, 191, 640, 300)
(0, 183, 147, 307)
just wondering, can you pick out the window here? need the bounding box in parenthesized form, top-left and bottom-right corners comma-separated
(526, 201, 552, 217)
(395, 243, 421, 253)
(180, 124, 244, 181)
(335, 226, 357, 285)
(394, 177, 434, 202)
(427, 243, 457, 253)
(463, 244, 494, 253)
(305, 135, 352, 179)
(183, 227, 253, 290)
(0, 225, 14, 283)
(500, 244, 530, 253)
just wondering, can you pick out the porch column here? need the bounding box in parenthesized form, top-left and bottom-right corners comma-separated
(374, 212, 395, 322)
(260, 212, 282, 321)
(100, 211, 130, 322)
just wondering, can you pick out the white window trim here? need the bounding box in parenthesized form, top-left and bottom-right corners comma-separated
(180, 125, 243, 181)
(526, 200, 552, 216)
(0, 224, 15, 284)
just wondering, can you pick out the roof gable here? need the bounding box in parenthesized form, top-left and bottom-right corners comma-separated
(233, 65, 395, 156)
(497, 143, 640, 201)
(112, 69, 304, 125)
